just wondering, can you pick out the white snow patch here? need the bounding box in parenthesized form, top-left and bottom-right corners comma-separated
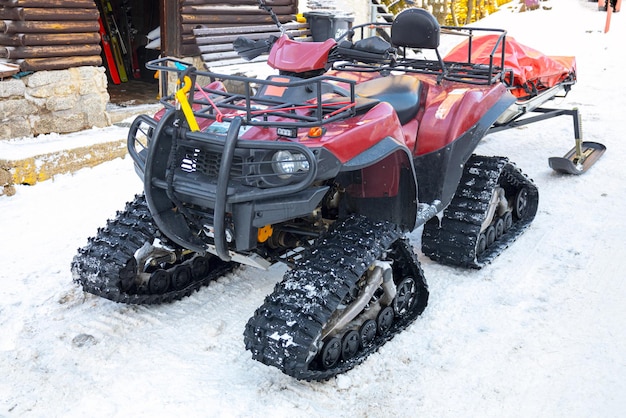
(269, 332, 298, 347)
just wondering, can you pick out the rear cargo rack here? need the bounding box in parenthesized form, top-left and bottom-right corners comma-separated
(333, 22, 511, 86)
(146, 57, 357, 128)
(397, 26, 510, 86)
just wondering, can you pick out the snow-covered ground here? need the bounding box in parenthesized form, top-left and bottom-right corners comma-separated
(1, 1, 625, 416)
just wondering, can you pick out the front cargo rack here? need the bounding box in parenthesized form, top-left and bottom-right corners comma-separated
(146, 57, 358, 129)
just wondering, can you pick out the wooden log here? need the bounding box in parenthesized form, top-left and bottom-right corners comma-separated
(195, 42, 233, 54)
(194, 30, 308, 47)
(181, 43, 200, 57)
(193, 22, 306, 36)
(201, 50, 246, 62)
(181, 5, 296, 15)
(0, 0, 97, 8)
(181, 14, 295, 29)
(0, 32, 100, 46)
(182, 0, 294, 5)
(195, 36, 271, 50)
(0, 20, 99, 34)
(0, 7, 100, 21)
(16, 55, 102, 71)
(0, 44, 101, 59)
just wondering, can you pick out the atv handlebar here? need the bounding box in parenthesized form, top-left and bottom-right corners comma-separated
(335, 22, 392, 43)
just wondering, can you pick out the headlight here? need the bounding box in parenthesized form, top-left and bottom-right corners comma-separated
(271, 150, 310, 179)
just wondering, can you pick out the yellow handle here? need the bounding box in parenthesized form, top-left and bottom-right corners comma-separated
(175, 75, 200, 132)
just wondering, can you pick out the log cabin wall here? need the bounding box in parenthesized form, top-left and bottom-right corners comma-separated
(0, 0, 110, 140)
(0, 0, 102, 71)
(169, 0, 299, 58)
(0, 0, 300, 140)
(1, 0, 300, 81)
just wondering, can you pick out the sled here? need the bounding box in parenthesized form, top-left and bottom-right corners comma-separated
(449, 35, 606, 174)
(492, 105, 606, 174)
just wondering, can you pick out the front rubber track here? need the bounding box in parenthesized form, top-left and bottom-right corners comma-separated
(244, 215, 429, 381)
(71, 194, 236, 305)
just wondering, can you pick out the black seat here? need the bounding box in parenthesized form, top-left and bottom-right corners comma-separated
(391, 8, 441, 50)
(355, 75, 422, 125)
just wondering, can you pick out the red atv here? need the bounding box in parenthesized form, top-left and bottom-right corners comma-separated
(72, 7, 603, 380)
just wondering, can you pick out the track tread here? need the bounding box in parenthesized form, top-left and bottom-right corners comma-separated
(244, 215, 428, 381)
(422, 155, 539, 269)
(71, 194, 236, 305)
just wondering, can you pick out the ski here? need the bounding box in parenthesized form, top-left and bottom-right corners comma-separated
(98, 0, 128, 83)
(97, 16, 121, 84)
(121, 0, 141, 79)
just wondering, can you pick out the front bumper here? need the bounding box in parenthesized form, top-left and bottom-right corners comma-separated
(128, 110, 339, 260)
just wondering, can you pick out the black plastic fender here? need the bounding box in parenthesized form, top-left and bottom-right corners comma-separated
(338, 136, 418, 230)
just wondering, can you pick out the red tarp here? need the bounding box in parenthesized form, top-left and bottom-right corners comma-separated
(444, 34, 576, 99)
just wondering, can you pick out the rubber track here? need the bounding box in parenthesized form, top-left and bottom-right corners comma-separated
(422, 155, 539, 269)
(243, 215, 429, 381)
(71, 194, 236, 305)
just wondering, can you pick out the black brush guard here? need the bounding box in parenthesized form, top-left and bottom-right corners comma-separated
(128, 111, 329, 262)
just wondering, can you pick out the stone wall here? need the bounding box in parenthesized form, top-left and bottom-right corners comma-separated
(0, 66, 110, 141)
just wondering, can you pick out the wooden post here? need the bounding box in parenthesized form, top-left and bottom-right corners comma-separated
(161, 0, 182, 57)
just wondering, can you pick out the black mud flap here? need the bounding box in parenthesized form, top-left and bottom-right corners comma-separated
(549, 141, 606, 175)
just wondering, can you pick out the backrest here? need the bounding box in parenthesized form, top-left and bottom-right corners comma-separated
(391, 8, 440, 49)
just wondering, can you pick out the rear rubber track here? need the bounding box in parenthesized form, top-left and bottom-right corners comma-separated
(71, 194, 236, 304)
(422, 155, 539, 268)
(244, 215, 429, 381)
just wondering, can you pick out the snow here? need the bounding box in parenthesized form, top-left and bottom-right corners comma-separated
(1, 1, 625, 416)
(0, 126, 129, 161)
